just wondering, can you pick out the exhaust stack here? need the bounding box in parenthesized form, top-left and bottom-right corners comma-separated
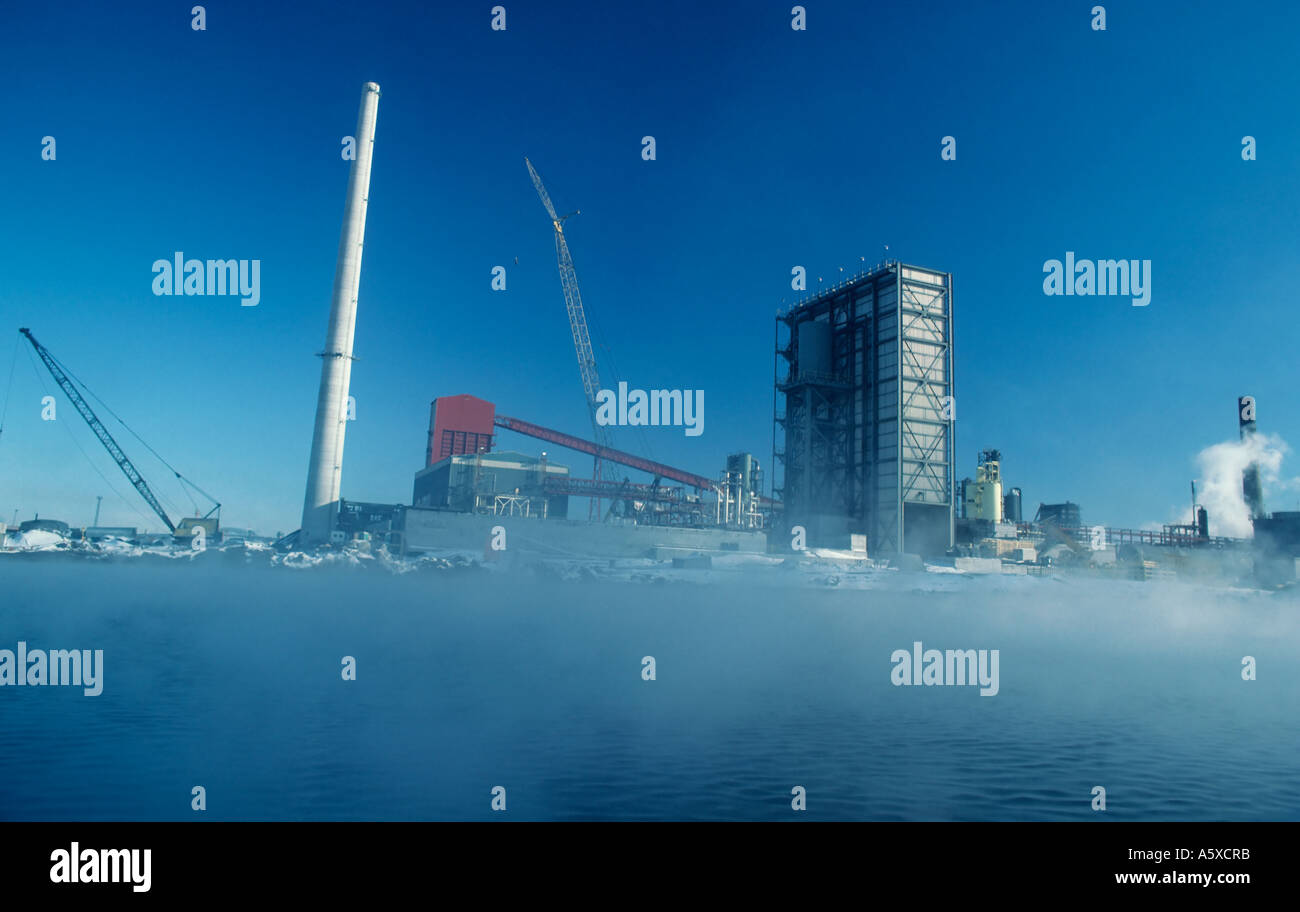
(1239, 395, 1266, 523)
(301, 82, 381, 544)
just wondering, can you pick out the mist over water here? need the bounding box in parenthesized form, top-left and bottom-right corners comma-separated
(0, 559, 1296, 821)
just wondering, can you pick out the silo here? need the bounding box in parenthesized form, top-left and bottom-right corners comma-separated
(796, 319, 831, 380)
(1004, 487, 1022, 523)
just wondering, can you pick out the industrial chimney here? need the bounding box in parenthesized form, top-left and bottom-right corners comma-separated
(301, 82, 381, 544)
(1239, 395, 1266, 523)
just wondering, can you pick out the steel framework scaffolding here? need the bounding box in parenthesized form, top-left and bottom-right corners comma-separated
(773, 261, 954, 555)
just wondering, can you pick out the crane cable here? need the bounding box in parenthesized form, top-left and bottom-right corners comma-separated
(20, 341, 157, 528)
(42, 343, 217, 516)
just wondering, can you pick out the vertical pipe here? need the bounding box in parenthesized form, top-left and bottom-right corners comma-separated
(301, 82, 381, 544)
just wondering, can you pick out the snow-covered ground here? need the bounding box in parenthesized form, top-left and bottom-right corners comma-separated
(1, 529, 69, 551)
(0, 529, 1278, 597)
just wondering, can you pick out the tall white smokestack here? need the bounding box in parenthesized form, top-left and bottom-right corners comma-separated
(301, 82, 380, 544)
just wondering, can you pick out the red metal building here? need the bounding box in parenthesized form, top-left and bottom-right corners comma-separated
(426, 395, 495, 466)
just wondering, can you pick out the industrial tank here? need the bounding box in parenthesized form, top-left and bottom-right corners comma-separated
(1003, 487, 1022, 523)
(796, 319, 832, 380)
(963, 450, 1003, 523)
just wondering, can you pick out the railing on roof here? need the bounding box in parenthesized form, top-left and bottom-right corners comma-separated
(781, 259, 900, 315)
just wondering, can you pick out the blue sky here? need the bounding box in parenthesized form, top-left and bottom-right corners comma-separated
(2, 0, 1298, 535)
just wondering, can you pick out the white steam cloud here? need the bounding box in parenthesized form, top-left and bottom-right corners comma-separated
(1194, 432, 1290, 538)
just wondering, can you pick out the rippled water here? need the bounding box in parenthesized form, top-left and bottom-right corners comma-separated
(1, 558, 1297, 820)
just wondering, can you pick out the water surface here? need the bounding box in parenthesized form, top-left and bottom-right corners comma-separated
(1, 559, 1296, 820)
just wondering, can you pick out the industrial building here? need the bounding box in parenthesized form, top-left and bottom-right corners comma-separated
(426, 394, 495, 465)
(956, 450, 1022, 546)
(416, 393, 574, 518)
(412, 394, 765, 529)
(718, 453, 764, 529)
(414, 451, 570, 518)
(322, 390, 772, 556)
(1253, 511, 1300, 585)
(774, 261, 955, 556)
(1034, 502, 1082, 529)
(328, 497, 767, 559)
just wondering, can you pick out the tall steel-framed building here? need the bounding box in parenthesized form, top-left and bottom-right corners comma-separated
(773, 261, 955, 556)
